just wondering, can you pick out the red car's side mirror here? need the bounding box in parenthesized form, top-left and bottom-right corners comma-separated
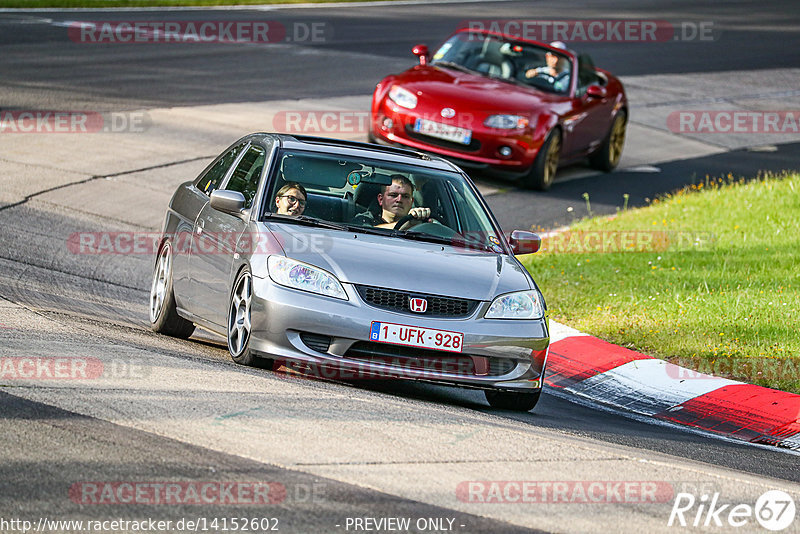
(586, 84, 607, 99)
(508, 230, 541, 254)
(412, 44, 430, 66)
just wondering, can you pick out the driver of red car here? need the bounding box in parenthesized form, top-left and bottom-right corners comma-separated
(524, 40, 571, 92)
(352, 175, 431, 230)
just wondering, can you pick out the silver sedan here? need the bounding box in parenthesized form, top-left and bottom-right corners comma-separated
(150, 133, 549, 411)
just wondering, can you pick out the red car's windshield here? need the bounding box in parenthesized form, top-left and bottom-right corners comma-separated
(431, 32, 572, 95)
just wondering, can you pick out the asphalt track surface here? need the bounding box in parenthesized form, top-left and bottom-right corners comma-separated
(1, 1, 800, 533)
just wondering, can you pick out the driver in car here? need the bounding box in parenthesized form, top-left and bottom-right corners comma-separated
(524, 40, 570, 92)
(352, 175, 431, 230)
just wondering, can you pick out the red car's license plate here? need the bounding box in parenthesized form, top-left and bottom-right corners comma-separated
(413, 118, 472, 145)
(370, 321, 464, 353)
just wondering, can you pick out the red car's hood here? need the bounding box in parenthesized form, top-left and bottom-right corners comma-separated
(391, 65, 565, 113)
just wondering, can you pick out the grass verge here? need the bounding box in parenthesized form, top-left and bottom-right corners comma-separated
(522, 172, 800, 393)
(0, 0, 382, 7)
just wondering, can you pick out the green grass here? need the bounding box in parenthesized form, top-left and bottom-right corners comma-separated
(0, 0, 381, 7)
(522, 172, 800, 393)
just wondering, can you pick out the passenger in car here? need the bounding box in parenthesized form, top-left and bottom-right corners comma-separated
(274, 182, 307, 216)
(352, 174, 431, 230)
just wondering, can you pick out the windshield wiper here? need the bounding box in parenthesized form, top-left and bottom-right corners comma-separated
(342, 224, 392, 236)
(392, 231, 452, 245)
(265, 214, 349, 231)
(455, 234, 497, 252)
(433, 61, 476, 74)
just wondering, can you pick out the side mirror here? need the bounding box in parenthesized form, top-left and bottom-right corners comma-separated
(508, 230, 541, 254)
(412, 44, 430, 66)
(586, 84, 607, 99)
(210, 189, 246, 215)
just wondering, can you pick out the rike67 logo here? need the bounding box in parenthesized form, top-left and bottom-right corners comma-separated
(668, 490, 796, 531)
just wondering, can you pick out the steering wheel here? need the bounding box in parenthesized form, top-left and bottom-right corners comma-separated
(408, 222, 456, 238)
(393, 214, 417, 231)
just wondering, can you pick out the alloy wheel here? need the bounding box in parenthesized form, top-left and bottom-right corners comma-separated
(149, 243, 171, 323)
(608, 115, 626, 167)
(228, 271, 252, 356)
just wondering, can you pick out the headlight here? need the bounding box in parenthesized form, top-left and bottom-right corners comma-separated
(267, 256, 347, 300)
(388, 86, 418, 109)
(485, 290, 544, 319)
(484, 114, 529, 129)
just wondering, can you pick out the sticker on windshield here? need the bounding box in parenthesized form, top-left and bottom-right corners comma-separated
(433, 43, 452, 60)
(488, 235, 501, 246)
(347, 170, 362, 186)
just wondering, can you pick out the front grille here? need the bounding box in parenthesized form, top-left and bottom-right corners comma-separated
(355, 285, 479, 318)
(299, 332, 332, 353)
(344, 341, 516, 377)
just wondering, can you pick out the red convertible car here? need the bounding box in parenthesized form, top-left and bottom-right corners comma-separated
(369, 29, 627, 190)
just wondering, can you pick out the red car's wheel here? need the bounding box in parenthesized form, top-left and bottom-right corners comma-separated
(590, 110, 627, 172)
(521, 129, 561, 191)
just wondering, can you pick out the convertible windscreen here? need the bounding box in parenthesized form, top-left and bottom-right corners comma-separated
(431, 31, 572, 94)
(262, 149, 506, 253)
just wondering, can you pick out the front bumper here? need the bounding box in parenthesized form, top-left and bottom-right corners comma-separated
(249, 275, 549, 391)
(371, 102, 541, 176)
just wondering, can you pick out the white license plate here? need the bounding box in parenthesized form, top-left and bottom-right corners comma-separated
(370, 322, 464, 353)
(413, 118, 472, 145)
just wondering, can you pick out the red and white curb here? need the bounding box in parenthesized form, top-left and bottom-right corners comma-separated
(546, 321, 800, 450)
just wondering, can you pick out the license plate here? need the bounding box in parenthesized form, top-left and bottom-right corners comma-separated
(413, 118, 472, 145)
(370, 322, 464, 353)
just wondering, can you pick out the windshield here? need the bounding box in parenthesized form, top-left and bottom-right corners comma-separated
(262, 149, 506, 254)
(431, 31, 572, 94)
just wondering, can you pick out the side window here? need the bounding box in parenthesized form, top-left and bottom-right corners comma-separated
(225, 145, 266, 209)
(576, 54, 603, 97)
(196, 142, 247, 196)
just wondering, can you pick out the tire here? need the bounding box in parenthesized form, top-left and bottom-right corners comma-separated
(227, 267, 273, 369)
(484, 389, 541, 412)
(150, 241, 195, 339)
(521, 129, 561, 191)
(589, 110, 627, 172)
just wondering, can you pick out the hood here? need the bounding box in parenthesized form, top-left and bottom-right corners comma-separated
(266, 223, 532, 301)
(391, 65, 565, 113)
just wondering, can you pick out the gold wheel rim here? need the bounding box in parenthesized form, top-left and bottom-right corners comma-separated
(609, 116, 626, 166)
(545, 134, 560, 186)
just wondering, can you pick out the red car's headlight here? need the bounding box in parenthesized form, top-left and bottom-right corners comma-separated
(388, 86, 418, 110)
(484, 114, 529, 129)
